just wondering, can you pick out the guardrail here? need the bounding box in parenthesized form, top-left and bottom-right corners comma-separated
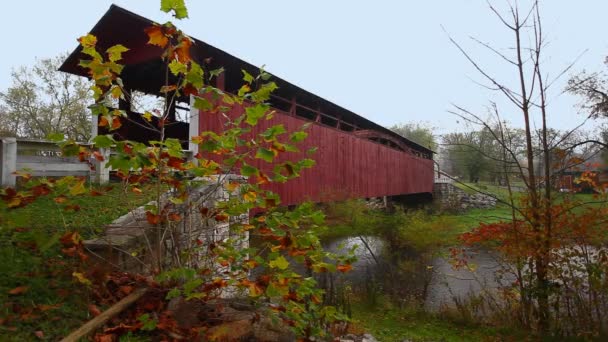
(0, 137, 193, 187)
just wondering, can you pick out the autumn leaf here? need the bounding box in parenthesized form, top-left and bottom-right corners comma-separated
(168, 212, 182, 222)
(73, 272, 92, 286)
(98, 116, 109, 127)
(144, 25, 168, 48)
(88, 304, 102, 317)
(8, 286, 28, 295)
(175, 37, 193, 62)
(78, 34, 97, 48)
(54, 195, 68, 203)
(243, 191, 257, 203)
(269, 256, 289, 270)
(69, 180, 87, 196)
(34, 331, 44, 339)
(106, 44, 129, 62)
(146, 211, 161, 225)
(111, 116, 122, 130)
(93, 151, 105, 161)
(337, 264, 353, 273)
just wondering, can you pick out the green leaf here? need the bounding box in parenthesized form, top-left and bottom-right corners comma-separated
(169, 59, 187, 75)
(166, 288, 181, 300)
(209, 67, 225, 79)
(269, 256, 289, 270)
(241, 164, 259, 177)
(251, 82, 278, 102)
(160, 0, 189, 19)
(256, 148, 275, 163)
(245, 103, 268, 126)
(261, 125, 287, 140)
(242, 69, 254, 84)
(289, 131, 308, 143)
(93, 135, 115, 148)
(106, 44, 129, 62)
(193, 97, 213, 111)
(298, 158, 316, 168)
(186, 62, 204, 89)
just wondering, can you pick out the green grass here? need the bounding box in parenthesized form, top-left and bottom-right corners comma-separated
(350, 299, 523, 342)
(0, 181, 159, 340)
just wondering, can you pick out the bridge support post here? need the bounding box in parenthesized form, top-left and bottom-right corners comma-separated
(0, 137, 17, 187)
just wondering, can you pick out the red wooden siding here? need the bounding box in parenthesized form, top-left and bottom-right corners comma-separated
(199, 103, 434, 206)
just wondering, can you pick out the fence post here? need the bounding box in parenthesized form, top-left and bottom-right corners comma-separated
(91, 147, 110, 185)
(0, 137, 17, 187)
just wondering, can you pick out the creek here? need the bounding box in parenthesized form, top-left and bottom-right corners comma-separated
(322, 236, 508, 312)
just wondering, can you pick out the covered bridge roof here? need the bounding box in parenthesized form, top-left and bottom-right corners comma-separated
(60, 4, 433, 156)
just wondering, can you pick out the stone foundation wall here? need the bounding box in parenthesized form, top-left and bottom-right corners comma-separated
(84, 175, 248, 273)
(433, 182, 497, 211)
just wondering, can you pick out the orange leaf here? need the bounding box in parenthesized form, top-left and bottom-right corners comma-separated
(119, 285, 133, 295)
(34, 331, 44, 339)
(144, 25, 168, 48)
(215, 213, 228, 222)
(98, 116, 109, 127)
(146, 211, 160, 225)
(168, 212, 182, 222)
(131, 187, 142, 194)
(88, 304, 102, 317)
(54, 196, 68, 204)
(93, 151, 104, 161)
(90, 190, 103, 196)
(111, 116, 122, 130)
(337, 264, 353, 273)
(175, 37, 193, 62)
(8, 286, 28, 295)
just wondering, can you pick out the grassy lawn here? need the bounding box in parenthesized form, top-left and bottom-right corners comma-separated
(350, 299, 524, 342)
(0, 181, 159, 340)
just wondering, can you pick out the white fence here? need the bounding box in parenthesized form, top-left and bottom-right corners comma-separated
(0, 137, 109, 187)
(1, 137, 194, 187)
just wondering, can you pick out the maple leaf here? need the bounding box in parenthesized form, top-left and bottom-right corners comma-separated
(78, 34, 97, 48)
(175, 37, 193, 62)
(106, 44, 129, 62)
(144, 25, 168, 48)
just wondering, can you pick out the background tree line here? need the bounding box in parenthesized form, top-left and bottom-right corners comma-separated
(0, 54, 92, 141)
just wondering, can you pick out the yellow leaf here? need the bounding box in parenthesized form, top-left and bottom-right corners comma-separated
(78, 34, 97, 48)
(72, 272, 92, 286)
(69, 181, 86, 196)
(226, 182, 240, 192)
(142, 111, 153, 122)
(243, 191, 257, 202)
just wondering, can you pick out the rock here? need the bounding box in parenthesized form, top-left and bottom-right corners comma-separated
(362, 333, 378, 342)
(207, 319, 254, 341)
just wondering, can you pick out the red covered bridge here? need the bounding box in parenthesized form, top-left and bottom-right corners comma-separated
(60, 5, 434, 206)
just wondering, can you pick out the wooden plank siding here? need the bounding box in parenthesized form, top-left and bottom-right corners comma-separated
(198, 101, 434, 206)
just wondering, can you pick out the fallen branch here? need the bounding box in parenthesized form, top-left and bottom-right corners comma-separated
(60, 287, 148, 342)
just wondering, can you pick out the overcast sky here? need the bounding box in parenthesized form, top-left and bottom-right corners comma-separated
(1, 1, 607, 135)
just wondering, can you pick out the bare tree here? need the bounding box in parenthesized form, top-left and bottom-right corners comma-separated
(446, 1, 608, 333)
